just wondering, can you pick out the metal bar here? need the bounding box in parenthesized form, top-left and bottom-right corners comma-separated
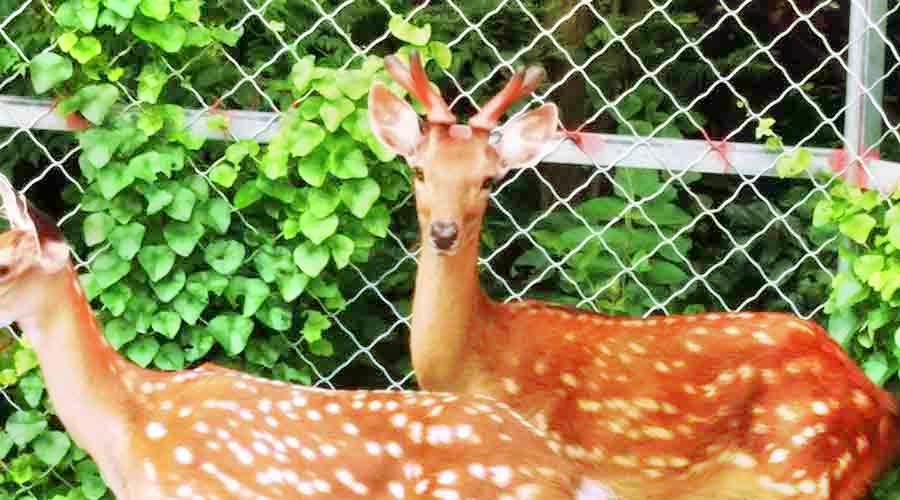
(838, 0, 888, 277)
(3, 95, 900, 192)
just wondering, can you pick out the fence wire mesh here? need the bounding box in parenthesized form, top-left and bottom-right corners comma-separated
(0, 0, 899, 495)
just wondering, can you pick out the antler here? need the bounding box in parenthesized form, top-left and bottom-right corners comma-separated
(469, 66, 546, 130)
(383, 50, 457, 124)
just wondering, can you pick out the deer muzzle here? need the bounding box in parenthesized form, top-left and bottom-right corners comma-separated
(429, 221, 459, 252)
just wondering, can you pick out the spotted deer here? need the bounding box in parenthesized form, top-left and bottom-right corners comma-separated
(368, 51, 900, 499)
(0, 178, 614, 499)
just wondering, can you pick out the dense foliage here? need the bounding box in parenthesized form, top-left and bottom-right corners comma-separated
(0, 0, 897, 497)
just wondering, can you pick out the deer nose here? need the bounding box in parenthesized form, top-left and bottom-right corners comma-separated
(430, 221, 459, 250)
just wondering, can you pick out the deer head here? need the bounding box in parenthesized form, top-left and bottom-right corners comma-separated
(369, 51, 559, 255)
(0, 178, 71, 327)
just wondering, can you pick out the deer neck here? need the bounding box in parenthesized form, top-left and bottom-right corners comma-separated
(16, 267, 139, 462)
(410, 230, 488, 391)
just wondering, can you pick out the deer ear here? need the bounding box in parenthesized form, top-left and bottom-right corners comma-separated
(368, 82, 424, 159)
(493, 103, 559, 171)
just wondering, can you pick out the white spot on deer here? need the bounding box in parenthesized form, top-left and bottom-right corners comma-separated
(320, 444, 338, 457)
(723, 326, 741, 336)
(434, 489, 460, 500)
(776, 405, 799, 422)
(193, 421, 210, 434)
(644, 426, 674, 440)
(654, 361, 670, 373)
(325, 403, 341, 415)
(252, 441, 271, 456)
(852, 390, 872, 409)
(144, 460, 157, 481)
(489, 466, 513, 487)
(689, 326, 710, 335)
(176, 485, 193, 498)
(811, 401, 829, 415)
(561, 373, 578, 387)
(628, 342, 646, 354)
(391, 413, 408, 428)
(752, 331, 776, 345)
(733, 453, 757, 468)
(468, 463, 487, 479)
(385, 441, 404, 458)
(502, 378, 520, 395)
(307, 410, 322, 421)
(174, 446, 193, 465)
(437, 470, 458, 485)
(227, 442, 254, 465)
(388, 481, 405, 499)
(257, 399, 272, 413)
(759, 476, 797, 496)
(427, 425, 454, 445)
(769, 448, 789, 463)
(684, 340, 702, 353)
(146, 422, 167, 440)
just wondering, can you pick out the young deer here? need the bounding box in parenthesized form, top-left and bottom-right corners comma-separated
(368, 51, 900, 499)
(0, 179, 613, 499)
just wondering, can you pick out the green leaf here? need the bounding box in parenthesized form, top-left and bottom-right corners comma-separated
(340, 178, 381, 218)
(226, 277, 269, 317)
(154, 342, 185, 370)
(277, 272, 309, 302)
(319, 97, 355, 132)
(388, 15, 431, 45)
(173, 0, 200, 21)
(165, 187, 197, 221)
(290, 56, 316, 94)
(293, 241, 330, 277)
(125, 337, 160, 368)
(297, 149, 330, 187)
(308, 185, 341, 217)
(840, 213, 876, 245)
(151, 311, 181, 339)
(131, 17, 186, 53)
(109, 222, 146, 260)
(143, 184, 174, 214)
(101, 283, 132, 316)
(163, 219, 204, 257)
(302, 310, 331, 343)
(233, 181, 262, 209)
(91, 251, 131, 289)
(140, 0, 171, 21)
(336, 70, 369, 101)
(577, 197, 628, 221)
(309, 338, 334, 357)
(291, 122, 326, 157)
(66, 84, 121, 125)
(137, 63, 168, 104)
(614, 168, 660, 199)
(428, 41, 452, 69)
(362, 204, 390, 237)
(69, 36, 102, 64)
(184, 327, 214, 361)
(208, 314, 254, 356)
(78, 461, 108, 499)
(138, 245, 176, 282)
(19, 373, 44, 408)
(173, 290, 207, 325)
(150, 268, 185, 302)
(775, 148, 813, 178)
(209, 164, 238, 188)
(862, 352, 892, 386)
(96, 163, 135, 200)
(202, 198, 232, 234)
(854, 255, 885, 282)
(0, 431, 13, 460)
(30, 52, 73, 94)
(14, 348, 39, 376)
(104, 0, 141, 18)
(6, 411, 47, 447)
(328, 235, 354, 269)
(299, 212, 338, 245)
(329, 146, 368, 179)
(204, 240, 246, 275)
(83, 213, 115, 246)
(103, 318, 137, 349)
(33, 431, 71, 467)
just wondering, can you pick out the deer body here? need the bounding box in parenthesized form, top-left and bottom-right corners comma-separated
(369, 52, 900, 499)
(0, 185, 612, 499)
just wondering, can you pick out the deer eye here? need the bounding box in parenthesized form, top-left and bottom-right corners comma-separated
(411, 167, 425, 182)
(481, 177, 495, 191)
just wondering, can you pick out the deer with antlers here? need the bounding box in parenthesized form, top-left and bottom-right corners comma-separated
(0, 178, 616, 499)
(368, 50, 900, 499)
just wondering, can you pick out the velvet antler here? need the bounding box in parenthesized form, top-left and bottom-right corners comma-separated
(383, 50, 456, 125)
(469, 66, 546, 131)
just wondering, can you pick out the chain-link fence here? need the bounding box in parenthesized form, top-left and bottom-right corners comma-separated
(1, 0, 899, 497)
